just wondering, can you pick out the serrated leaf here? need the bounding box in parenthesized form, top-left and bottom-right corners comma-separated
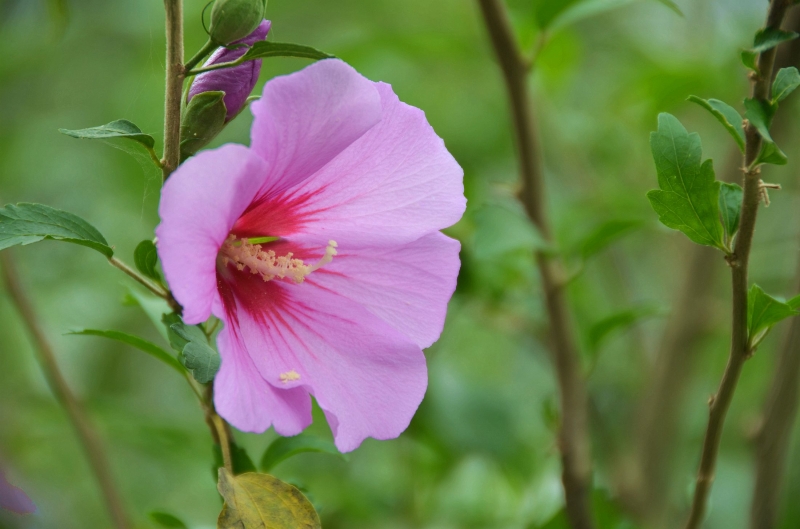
(578, 219, 642, 260)
(772, 67, 800, 103)
(242, 41, 335, 62)
(647, 113, 724, 249)
(149, 511, 189, 529)
(718, 182, 743, 242)
(0, 203, 113, 257)
(752, 27, 799, 54)
(260, 434, 345, 472)
(687, 96, 745, 152)
(217, 468, 321, 529)
(59, 119, 155, 149)
(747, 284, 799, 348)
(68, 329, 184, 374)
(168, 320, 219, 384)
(741, 49, 759, 73)
(134, 240, 160, 281)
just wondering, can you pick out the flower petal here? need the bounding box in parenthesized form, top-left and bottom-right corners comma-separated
(286, 82, 465, 247)
(219, 271, 427, 452)
(250, 59, 382, 195)
(214, 322, 312, 436)
(310, 232, 461, 348)
(156, 144, 269, 324)
(0, 470, 35, 515)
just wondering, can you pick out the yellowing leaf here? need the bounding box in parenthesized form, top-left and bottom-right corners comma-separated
(217, 468, 321, 529)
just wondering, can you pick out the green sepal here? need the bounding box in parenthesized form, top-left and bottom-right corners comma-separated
(179, 91, 228, 161)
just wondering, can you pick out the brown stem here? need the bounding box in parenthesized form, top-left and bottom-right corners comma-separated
(684, 2, 793, 528)
(476, 2, 594, 528)
(0, 252, 131, 529)
(162, 0, 184, 181)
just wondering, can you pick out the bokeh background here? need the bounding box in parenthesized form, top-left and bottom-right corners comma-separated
(1, 0, 799, 527)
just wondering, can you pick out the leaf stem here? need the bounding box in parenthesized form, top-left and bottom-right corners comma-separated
(212, 414, 234, 473)
(184, 38, 217, 73)
(162, 0, 184, 181)
(684, 2, 794, 528)
(0, 251, 131, 529)
(476, 2, 595, 529)
(107, 256, 180, 312)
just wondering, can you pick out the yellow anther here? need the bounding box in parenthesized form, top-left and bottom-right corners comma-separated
(280, 370, 301, 383)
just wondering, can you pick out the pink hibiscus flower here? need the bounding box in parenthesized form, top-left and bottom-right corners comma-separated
(157, 59, 465, 452)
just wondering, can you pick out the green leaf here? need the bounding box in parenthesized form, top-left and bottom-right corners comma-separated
(260, 434, 345, 472)
(741, 49, 758, 73)
(134, 240, 160, 281)
(752, 27, 799, 54)
(0, 203, 113, 257)
(652, 0, 683, 16)
(148, 511, 189, 529)
(687, 96, 745, 152)
(214, 442, 257, 477)
(217, 468, 321, 529)
(718, 183, 743, 242)
(744, 98, 776, 142)
(772, 67, 800, 103)
(744, 98, 788, 166)
(68, 329, 184, 374)
(587, 305, 660, 352)
(647, 113, 724, 250)
(123, 287, 171, 342)
(168, 320, 220, 384)
(242, 41, 335, 62)
(578, 219, 642, 260)
(59, 119, 155, 149)
(754, 141, 788, 166)
(788, 295, 800, 310)
(747, 284, 799, 348)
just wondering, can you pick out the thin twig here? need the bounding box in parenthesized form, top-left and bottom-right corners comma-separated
(184, 38, 217, 73)
(476, 2, 594, 528)
(684, 2, 794, 528)
(162, 0, 184, 181)
(0, 251, 131, 529)
(107, 257, 181, 313)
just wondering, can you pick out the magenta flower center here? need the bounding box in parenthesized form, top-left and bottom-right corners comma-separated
(218, 235, 338, 284)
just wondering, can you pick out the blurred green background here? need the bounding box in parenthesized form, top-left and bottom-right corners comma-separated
(1, 0, 799, 528)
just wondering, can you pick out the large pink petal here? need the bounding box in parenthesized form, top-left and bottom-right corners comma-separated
(0, 470, 35, 515)
(285, 82, 465, 248)
(250, 59, 382, 196)
(309, 232, 461, 348)
(214, 320, 312, 436)
(156, 145, 268, 324)
(221, 272, 427, 452)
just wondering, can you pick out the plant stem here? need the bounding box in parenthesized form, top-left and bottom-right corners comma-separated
(0, 251, 131, 529)
(108, 257, 167, 298)
(476, 2, 594, 528)
(684, 2, 793, 528)
(162, 0, 184, 181)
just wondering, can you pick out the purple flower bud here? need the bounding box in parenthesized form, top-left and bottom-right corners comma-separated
(188, 20, 271, 122)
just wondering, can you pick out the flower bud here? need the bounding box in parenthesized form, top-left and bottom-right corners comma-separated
(188, 20, 270, 123)
(209, 0, 266, 45)
(179, 91, 227, 161)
